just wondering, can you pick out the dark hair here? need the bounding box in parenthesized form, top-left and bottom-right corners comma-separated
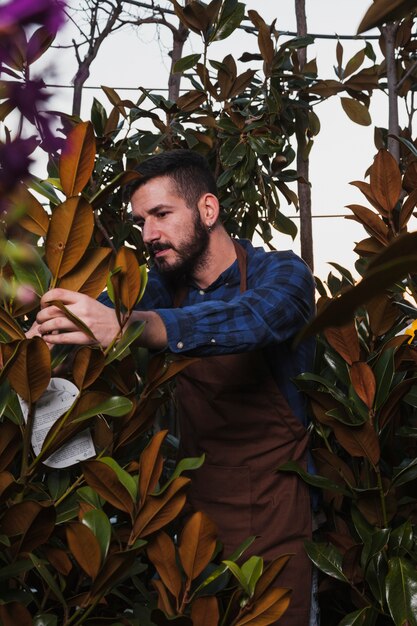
(127, 149, 218, 209)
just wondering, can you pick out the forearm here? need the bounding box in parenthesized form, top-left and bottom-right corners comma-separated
(127, 310, 168, 351)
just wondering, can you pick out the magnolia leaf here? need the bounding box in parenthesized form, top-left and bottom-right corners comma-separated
(66, 522, 101, 579)
(0, 602, 32, 626)
(173, 53, 201, 73)
(278, 461, 351, 495)
(104, 320, 145, 366)
(7, 338, 50, 404)
(113, 246, 141, 312)
(12, 184, 49, 236)
(215, 1, 245, 41)
(386, 556, 417, 626)
(58, 247, 112, 298)
(369, 149, 402, 213)
(346, 204, 389, 245)
(222, 560, 249, 594)
(90, 549, 138, 599)
(45, 197, 94, 279)
(338, 607, 377, 626)
(60, 121, 96, 197)
(29, 554, 67, 608)
(241, 556, 264, 597)
(7, 244, 51, 299)
(233, 586, 292, 625)
(253, 554, 292, 601)
(0, 307, 26, 342)
(147, 531, 182, 600)
(46, 299, 97, 341)
(176, 90, 206, 112)
(305, 541, 348, 582)
(156, 453, 205, 494)
(350, 362, 376, 409)
(324, 323, 360, 365)
(179, 512, 217, 582)
(357, 0, 417, 33)
(138, 430, 167, 501)
(82, 459, 135, 515)
(100, 457, 137, 501)
(191, 597, 219, 626)
(1, 501, 55, 554)
(72, 346, 106, 390)
(81, 509, 111, 561)
(72, 395, 133, 422)
(132, 476, 190, 539)
(344, 48, 366, 79)
(341, 97, 371, 126)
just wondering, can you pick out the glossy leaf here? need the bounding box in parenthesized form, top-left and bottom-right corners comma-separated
(113, 246, 141, 312)
(0, 307, 26, 342)
(386, 557, 417, 626)
(341, 98, 371, 126)
(157, 453, 205, 495)
(58, 247, 112, 298)
(350, 362, 376, 409)
(13, 184, 49, 236)
(60, 121, 96, 197)
(179, 512, 217, 581)
(279, 461, 351, 495)
(324, 323, 360, 365)
(147, 531, 182, 600)
(104, 320, 145, 365)
(90, 549, 138, 599)
(173, 53, 201, 73)
(82, 459, 135, 515)
(191, 596, 219, 626)
(338, 606, 377, 626)
(241, 556, 264, 597)
(72, 346, 105, 390)
(138, 430, 167, 502)
(45, 197, 94, 280)
(369, 149, 402, 213)
(1, 500, 55, 554)
(100, 457, 137, 501)
(132, 476, 190, 539)
(81, 509, 111, 561)
(346, 204, 389, 245)
(233, 586, 292, 625)
(305, 541, 349, 582)
(7, 243, 51, 299)
(7, 338, 50, 403)
(66, 522, 101, 579)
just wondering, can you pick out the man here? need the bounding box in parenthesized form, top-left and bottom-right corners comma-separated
(36, 150, 316, 626)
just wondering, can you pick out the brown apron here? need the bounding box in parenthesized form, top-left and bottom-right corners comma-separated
(174, 242, 312, 626)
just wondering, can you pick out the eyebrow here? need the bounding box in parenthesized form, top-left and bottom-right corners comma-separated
(132, 204, 173, 223)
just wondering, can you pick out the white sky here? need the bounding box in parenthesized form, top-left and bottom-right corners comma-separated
(37, 0, 416, 281)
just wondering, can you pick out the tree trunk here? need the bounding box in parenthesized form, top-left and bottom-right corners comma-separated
(295, 0, 314, 271)
(382, 22, 400, 162)
(168, 20, 189, 102)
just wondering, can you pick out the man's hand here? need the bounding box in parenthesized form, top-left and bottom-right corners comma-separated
(37, 289, 121, 347)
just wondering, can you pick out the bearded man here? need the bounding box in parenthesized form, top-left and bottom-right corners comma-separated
(36, 149, 316, 626)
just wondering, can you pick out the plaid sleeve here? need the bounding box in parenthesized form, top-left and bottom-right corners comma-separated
(155, 252, 315, 356)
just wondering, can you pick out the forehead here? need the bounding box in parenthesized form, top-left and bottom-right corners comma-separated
(130, 176, 180, 215)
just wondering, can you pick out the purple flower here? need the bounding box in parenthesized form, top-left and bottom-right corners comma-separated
(0, 137, 38, 212)
(0, 0, 67, 36)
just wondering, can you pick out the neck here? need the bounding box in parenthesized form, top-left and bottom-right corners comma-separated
(192, 227, 237, 289)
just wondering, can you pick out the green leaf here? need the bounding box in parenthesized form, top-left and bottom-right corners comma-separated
(173, 54, 201, 73)
(304, 541, 349, 582)
(392, 458, 417, 488)
(29, 554, 67, 607)
(29, 177, 60, 206)
(338, 606, 377, 626)
(47, 471, 71, 501)
(34, 615, 58, 626)
(100, 457, 137, 501)
(373, 348, 395, 410)
(6, 241, 51, 297)
(398, 136, 417, 159)
(278, 461, 351, 495)
(82, 509, 111, 560)
(389, 520, 414, 556)
(222, 560, 250, 594)
(156, 454, 205, 494)
(219, 138, 246, 167)
(386, 557, 417, 626)
(272, 209, 298, 240)
(214, 1, 245, 40)
(72, 395, 133, 422)
(0, 559, 34, 581)
(77, 486, 105, 509)
(241, 556, 263, 597)
(104, 321, 146, 365)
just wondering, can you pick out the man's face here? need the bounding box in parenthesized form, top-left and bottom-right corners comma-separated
(131, 176, 210, 278)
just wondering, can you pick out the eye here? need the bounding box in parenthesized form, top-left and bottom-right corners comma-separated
(157, 211, 170, 219)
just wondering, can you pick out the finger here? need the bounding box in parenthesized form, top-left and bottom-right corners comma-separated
(37, 305, 68, 324)
(39, 317, 79, 335)
(40, 330, 94, 346)
(40, 288, 85, 308)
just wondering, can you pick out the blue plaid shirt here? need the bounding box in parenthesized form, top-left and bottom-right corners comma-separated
(102, 239, 315, 427)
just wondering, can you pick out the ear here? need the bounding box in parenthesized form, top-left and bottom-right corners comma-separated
(197, 193, 220, 228)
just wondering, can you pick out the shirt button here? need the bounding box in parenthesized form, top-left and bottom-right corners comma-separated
(199, 289, 205, 295)
(210, 338, 216, 344)
(177, 341, 184, 349)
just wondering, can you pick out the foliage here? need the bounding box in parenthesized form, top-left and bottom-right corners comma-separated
(289, 149, 417, 625)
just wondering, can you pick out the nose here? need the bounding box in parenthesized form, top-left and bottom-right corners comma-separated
(142, 219, 160, 245)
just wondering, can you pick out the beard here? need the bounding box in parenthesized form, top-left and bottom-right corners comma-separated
(147, 211, 210, 281)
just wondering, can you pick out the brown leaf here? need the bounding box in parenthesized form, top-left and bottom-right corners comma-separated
(1, 500, 55, 554)
(0, 421, 21, 472)
(191, 596, 219, 626)
(83, 459, 134, 515)
(0, 602, 32, 626)
(58, 247, 112, 298)
(45, 197, 94, 279)
(229, 70, 257, 99)
(346, 205, 389, 245)
(313, 448, 356, 489)
(43, 546, 73, 575)
(330, 419, 380, 465)
(90, 549, 137, 599)
(379, 377, 416, 429)
(357, 484, 397, 525)
(350, 362, 376, 409)
(248, 11, 274, 66)
(370, 149, 402, 214)
(0, 306, 26, 341)
(138, 430, 167, 503)
(233, 587, 292, 625)
(366, 294, 399, 337)
(152, 578, 176, 616)
(399, 188, 417, 230)
(344, 48, 365, 79)
(178, 512, 217, 581)
(340, 97, 371, 127)
(307, 80, 344, 97)
(72, 346, 105, 390)
(350, 180, 387, 216)
(324, 323, 360, 365)
(66, 522, 101, 579)
(113, 246, 141, 312)
(7, 337, 50, 403)
(12, 184, 49, 236)
(353, 236, 384, 257)
(176, 90, 206, 112)
(132, 476, 190, 539)
(60, 121, 96, 197)
(147, 532, 182, 600)
(357, 0, 417, 33)
(253, 554, 292, 600)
